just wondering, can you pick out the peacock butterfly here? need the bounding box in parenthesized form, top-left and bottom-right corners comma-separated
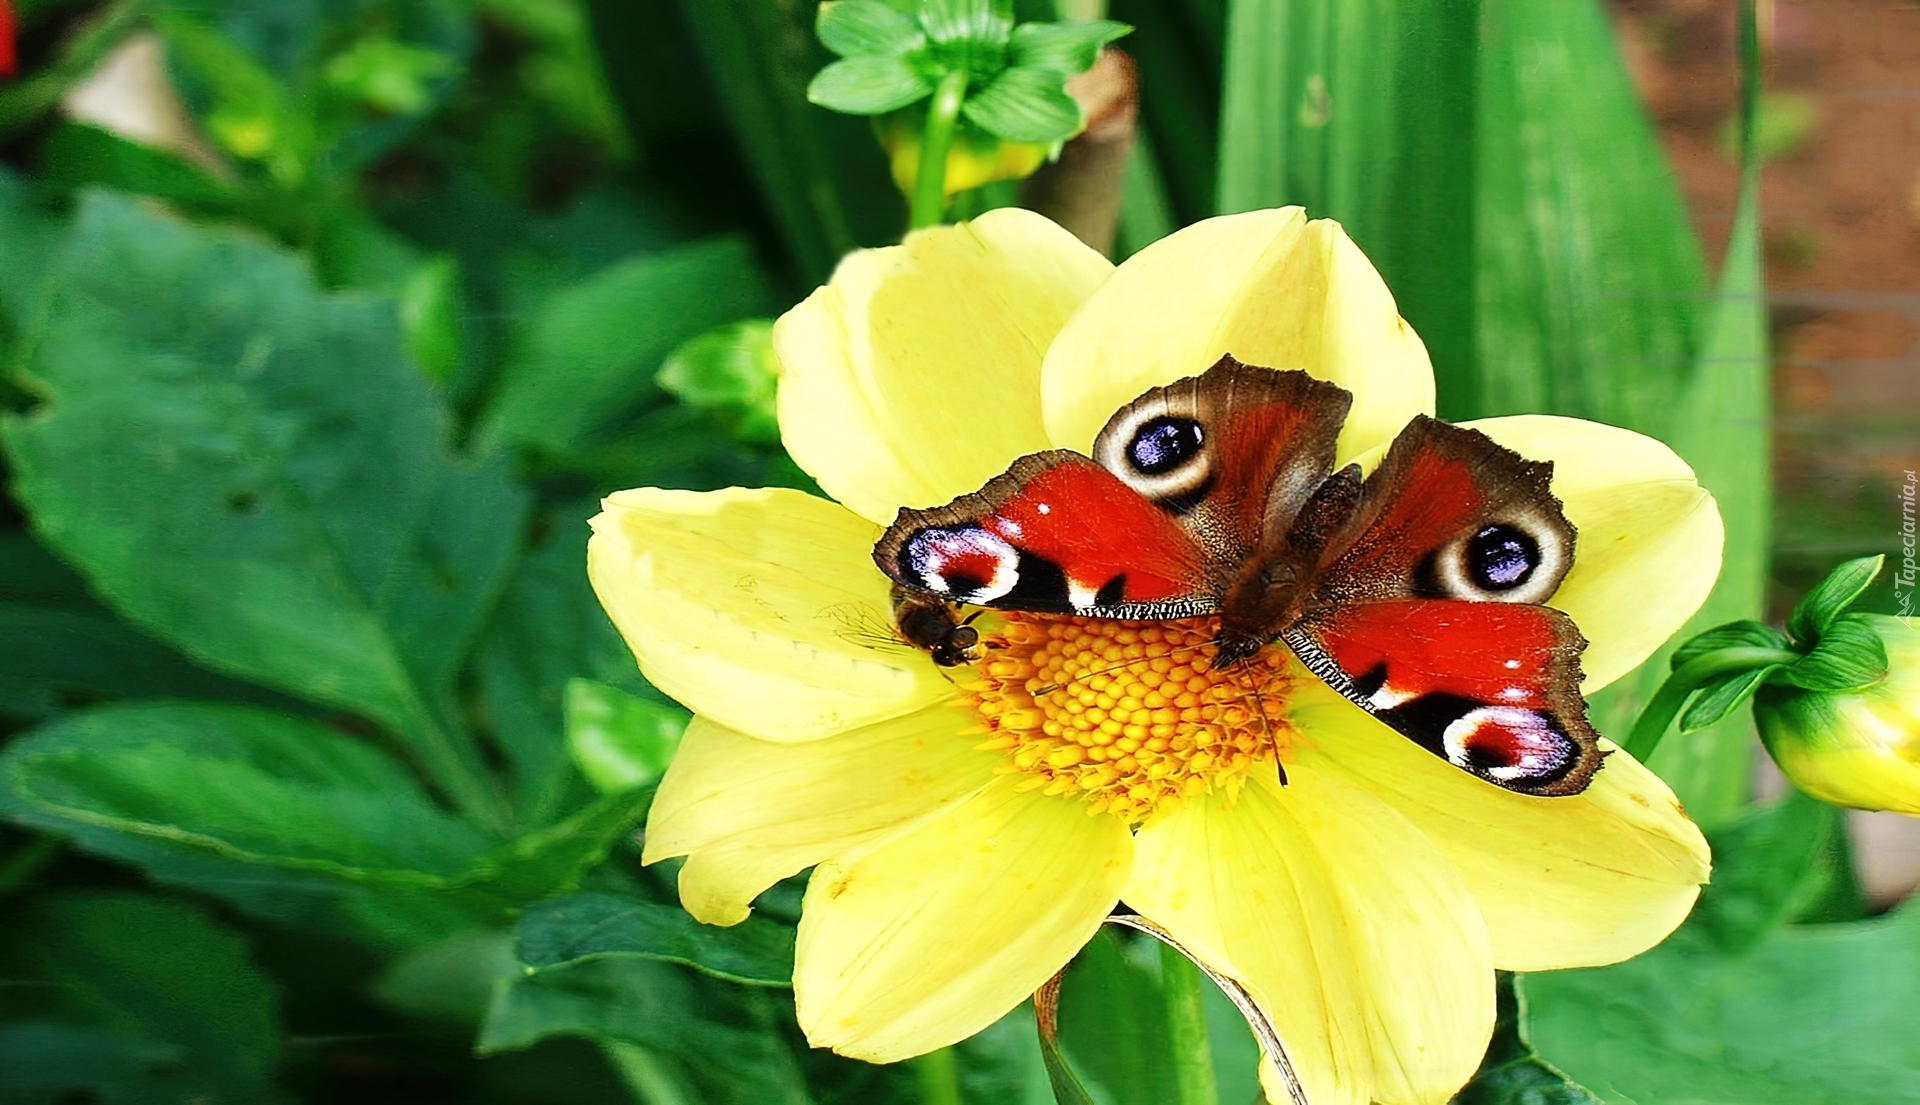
(872, 355, 1604, 796)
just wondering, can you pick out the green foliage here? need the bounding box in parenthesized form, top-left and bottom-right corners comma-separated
(1788, 555, 1885, 645)
(516, 891, 794, 986)
(565, 679, 688, 795)
(1524, 797, 1920, 1105)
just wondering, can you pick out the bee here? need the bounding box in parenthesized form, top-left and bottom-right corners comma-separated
(889, 585, 983, 667)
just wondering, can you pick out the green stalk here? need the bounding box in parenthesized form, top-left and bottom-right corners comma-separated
(1624, 646, 1801, 762)
(913, 1046, 962, 1105)
(910, 70, 969, 230)
(1159, 940, 1219, 1105)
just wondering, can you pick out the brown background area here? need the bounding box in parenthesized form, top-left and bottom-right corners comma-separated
(1614, 0, 1920, 903)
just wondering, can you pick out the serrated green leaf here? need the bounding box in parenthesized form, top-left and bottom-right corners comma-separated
(517, 892, 794, 986)
(964, 66, 1081, 143)
(1672, 620, 1795, 670)
(565, 679, 687, 795)
(817, 0, 926, 58)
(808, 55, 936, 115)
(1781, 614, 1890, 693)
(1679, 665, 1783, 733)
(3, 192, 524, 827)
(1007, 20, 1129, 76)
(481, 237, 769, 457)
(0, 702, 491, 884)
(1786, 554, 1885, 644)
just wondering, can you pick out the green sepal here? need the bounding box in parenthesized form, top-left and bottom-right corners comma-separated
(964, 65, 1082, 143)
(816, 0, 926, 58)
(1671, 620, 1792, 670)
(1786, 554, 1884, 644)
(1008, 20, 1131, 76)
(1779, 614, 1890, 693)
(918, 0, 1015, 50)
(1680, 665, 1785, 733)
(808, 55, 937, 115)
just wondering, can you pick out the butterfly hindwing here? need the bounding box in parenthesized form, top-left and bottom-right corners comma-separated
(874, 451, 1216, 617)
(1288, 416, 1600, 795)
(1294, 600, 1603, 796)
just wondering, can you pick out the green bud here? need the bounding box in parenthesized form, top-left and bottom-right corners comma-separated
(1754, 614, 1920, 815)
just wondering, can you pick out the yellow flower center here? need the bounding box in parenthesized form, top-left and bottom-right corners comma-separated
(966, 613, 1299, 824)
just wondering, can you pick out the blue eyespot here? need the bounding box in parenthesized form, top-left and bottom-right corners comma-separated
(1127, 417, 1204, 475)
(1468, 524, 1537, 590)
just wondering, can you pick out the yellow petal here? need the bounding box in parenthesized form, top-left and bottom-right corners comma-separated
(587, 486, 952, 741)
(1127, 769, 1492, 1105)
(772, 209, 1112, 524)
(645, 707, 999, 925)
(1462, 415, 1725, 692)
(1040, 209, 1435, 465)
(795, 777, 1131, 1062)
(1289, 680, 1709, 973)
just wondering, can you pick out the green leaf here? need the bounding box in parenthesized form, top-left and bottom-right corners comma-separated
(468, 784, 656, 903)
(1672, 620, 1795, 670)
(1787, 555, 1885, 644)
(0, 603, 292, 711)
(372, 928, 521, 1024)
(808, 55, 937, 115)
(516, 892, 794, 986)
(1054, 929, 1180, 1105)
(480, 955, 812, 1105)
(1007, 20, 1130, 76)
(1679, 664, 1783, 733)
(1450, 975, 1599, 1105)
(1780, 614, 1890, 693)
(817, 0, 927, 58)
(37, 123, 237, 210)
(656, 319, 781, 446)
(1687, 792, 1859, 955)
(1524, 817, 1917, 1104)
(3, 191, 524, 828)
(964, 66, 1082, 143)
(473, 500, 645, 826)
(565, 679, 687, 795)
(0, 702, 491, 884)
(480, 237, 769, 457)
(0, 891, 286, 1102)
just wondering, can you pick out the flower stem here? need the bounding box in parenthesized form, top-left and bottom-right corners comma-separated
(910, 70, 968, 230)
(1624, 645, 1802, 761)
(1158, 940, 1219, 1105)
(913, 1046, 962, 1105)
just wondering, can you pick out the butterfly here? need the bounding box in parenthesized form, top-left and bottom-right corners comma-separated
(872, 355, 1604, 797)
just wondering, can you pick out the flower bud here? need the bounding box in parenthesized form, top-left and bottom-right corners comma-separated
(1754, 614, 1920, 815)
(874, 112, 1048, 197)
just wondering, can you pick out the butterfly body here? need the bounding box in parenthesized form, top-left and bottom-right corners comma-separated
(876, 356, 1604, 796)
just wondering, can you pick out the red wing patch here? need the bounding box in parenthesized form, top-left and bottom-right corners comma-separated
(874, 452, 1216, 618)
(1298, 599, 1603, 796)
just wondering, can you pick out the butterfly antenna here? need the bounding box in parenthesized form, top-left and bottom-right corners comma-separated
(1030, 640, 1216, 697)
(1217, 649, 1287, 786)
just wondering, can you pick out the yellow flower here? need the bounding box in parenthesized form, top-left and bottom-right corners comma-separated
(1756, 614, 1920, 815)
(588, 208, 1719, 1105)
(875, 111, 1049, 197)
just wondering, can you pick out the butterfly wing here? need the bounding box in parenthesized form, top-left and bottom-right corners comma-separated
(875, 356, 1353, 619)
(1291, 416, 1603, 796)
(874, 451, 1217, 617)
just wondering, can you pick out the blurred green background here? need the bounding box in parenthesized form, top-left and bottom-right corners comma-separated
(0, 0, 1914, 1103)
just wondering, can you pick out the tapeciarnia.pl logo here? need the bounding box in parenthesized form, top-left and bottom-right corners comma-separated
(1898, 469, 1916, 625)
